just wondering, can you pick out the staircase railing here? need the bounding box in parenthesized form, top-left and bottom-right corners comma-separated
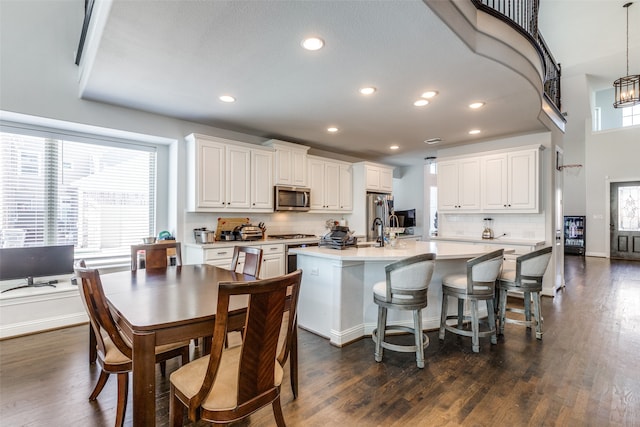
(471, 0, 562, 112)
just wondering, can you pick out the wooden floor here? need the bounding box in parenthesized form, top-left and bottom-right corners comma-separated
(1, 256, 639, 426)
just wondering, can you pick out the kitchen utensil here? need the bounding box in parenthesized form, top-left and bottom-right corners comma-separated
(193, 228, 216, 244)
(234, 224, 264, 241)
(142, 237, 156, 244)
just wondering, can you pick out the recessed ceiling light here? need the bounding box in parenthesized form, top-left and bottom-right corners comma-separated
(414, 99, 429, 107)
(327, 127, 339, 133)
(421, 91, 438, 98)
(359, 87, 377, 95)
(219, 95, 236, 103)
(301, 37, 324, 51)
(389, 145, 399, 150)
(425, 138, 442, 144)
(469, 129, 481, 135)
(469, 102, 485, 109)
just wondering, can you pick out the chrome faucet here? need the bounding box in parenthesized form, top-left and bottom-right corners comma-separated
(372, 217, 384, 247)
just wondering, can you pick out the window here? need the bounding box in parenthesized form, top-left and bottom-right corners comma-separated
(0, 131, 156, 262)
(622, 105, 640, 127)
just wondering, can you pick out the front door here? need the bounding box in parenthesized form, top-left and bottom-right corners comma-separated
(610, 181, 640, 260)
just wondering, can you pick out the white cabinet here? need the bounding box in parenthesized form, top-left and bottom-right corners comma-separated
(263, 139, 309, 187)
(364, 163, 393, 192)
(437, 158, 481, 212)
(482, 149, 539, 212)
(186, 134, 273, 212)
(308, 156, 352, 212)
(259, 243, 285, 279)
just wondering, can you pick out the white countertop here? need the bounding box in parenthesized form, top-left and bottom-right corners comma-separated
(429, 235, 545, 246)
(289, 240, 514, 261)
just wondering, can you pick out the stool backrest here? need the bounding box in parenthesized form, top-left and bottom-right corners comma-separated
(383, 253, 436, 303)
(517, 246, 552, 284)
(467, 249, 504, 293)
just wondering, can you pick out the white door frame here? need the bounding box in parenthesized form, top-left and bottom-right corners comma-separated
(604, 176, 640, 258)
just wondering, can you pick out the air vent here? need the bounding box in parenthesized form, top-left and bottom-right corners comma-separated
(424, 138, 442, 144)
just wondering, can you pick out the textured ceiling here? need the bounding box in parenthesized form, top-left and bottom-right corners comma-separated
(79, 0, 630, 166)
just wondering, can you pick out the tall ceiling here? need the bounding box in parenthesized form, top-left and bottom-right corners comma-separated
(79, 0, 638, 166)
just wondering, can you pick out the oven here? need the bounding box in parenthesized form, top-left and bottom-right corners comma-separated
(285, 241, 319, 274)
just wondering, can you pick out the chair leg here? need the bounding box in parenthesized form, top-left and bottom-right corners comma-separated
(115, 372, 128, 427)
(471, 300, 479, 353)
(169, 384, 184, 427)
(374, 306, 387, 362)
(181, 347, 190, 365)
(160, 360, 167, 377)
(413, 309, 425, 368)
(439, 294, 448, 340)
(532, 291, 543, 339)
(486, 299, 497, 345)
(272, 394, 286, 427)
(290, 323, 299, 399)
(457, 299, 464, 327)
(89, 370, 110, 400)
(524, 291, 532, 326)
(498, 288, 507, 335)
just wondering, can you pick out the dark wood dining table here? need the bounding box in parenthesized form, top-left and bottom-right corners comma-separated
(99, 264, 255, 427)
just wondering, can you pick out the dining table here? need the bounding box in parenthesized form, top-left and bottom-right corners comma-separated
(99, 264, 255, 427)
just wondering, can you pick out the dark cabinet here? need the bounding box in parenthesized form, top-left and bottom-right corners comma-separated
(564, 215, 585, 255)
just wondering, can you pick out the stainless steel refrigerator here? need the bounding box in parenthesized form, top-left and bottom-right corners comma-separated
(366, 193, 394, 241)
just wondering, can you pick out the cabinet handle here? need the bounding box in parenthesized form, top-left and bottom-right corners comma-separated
(217, 251, 228, 255)
(269, 247, 278, 251)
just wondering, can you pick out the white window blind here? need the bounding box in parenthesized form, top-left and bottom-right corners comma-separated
(0, 131, 156, 261)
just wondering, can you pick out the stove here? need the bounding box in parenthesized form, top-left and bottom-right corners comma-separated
(269, 234, 317, 240)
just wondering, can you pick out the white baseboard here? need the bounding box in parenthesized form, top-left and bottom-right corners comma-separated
(0, 312, 87, 339)
(585, 252, 607, 258)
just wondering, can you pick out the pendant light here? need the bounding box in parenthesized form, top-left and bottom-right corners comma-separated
(613, 2, 640, 108)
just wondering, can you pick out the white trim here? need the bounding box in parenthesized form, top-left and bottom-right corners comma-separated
(0, 313, 87, 340)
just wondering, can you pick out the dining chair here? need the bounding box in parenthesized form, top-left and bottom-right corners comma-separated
(169, 269, 303, 427)
(130, 240, 182, 270)
(497, 246, 552, 339)
(439, 249, 504, 353)
(229, 245, 263, 277)
(372, 253, 436, 368)
(75, 264, 190, 427)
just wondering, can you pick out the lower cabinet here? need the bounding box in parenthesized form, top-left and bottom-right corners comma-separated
(184, 243, 285, 279)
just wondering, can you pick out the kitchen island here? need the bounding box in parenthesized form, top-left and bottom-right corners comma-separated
(290, 241, 514, 346)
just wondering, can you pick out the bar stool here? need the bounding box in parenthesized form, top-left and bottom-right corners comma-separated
(497, 246, 552, 339)
(372, 253, 436, 368)
(439, 249, 504, 353)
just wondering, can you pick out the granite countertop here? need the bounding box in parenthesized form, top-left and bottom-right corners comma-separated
(289, 240, 515, 261)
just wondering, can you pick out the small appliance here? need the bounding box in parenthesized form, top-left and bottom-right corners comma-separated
(482, 218, 494, 240)
(234, 224, 264, 241)
(274, 186, 311, 211)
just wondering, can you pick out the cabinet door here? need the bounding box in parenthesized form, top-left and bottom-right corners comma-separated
(260, 254, 285, 279)
(226, 145, 251, 209)
(324, 161, 340, 210)
(365, 166, 381, 191)
(291, 150, 308, 187)
(198, 141, 226, 208)
(251, 150, 273, 209)
(308, 158, 326, 210)
(507, 150, 537, 210)
(458, 158, 481, 210)
(379, 167, 393, 192)
(339, 163, 353, 211)
(274, 148, 292, 185)
(437, 160, 460, 211)
(482, 154, 508, 210)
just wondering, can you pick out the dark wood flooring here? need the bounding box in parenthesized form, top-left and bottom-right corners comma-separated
(1, 256, 639, 426)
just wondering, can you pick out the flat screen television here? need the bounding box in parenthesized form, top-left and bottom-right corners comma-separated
(394, 209, 416, 228)
(0, 244, 74, 292)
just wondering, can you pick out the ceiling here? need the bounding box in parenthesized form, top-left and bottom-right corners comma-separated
(79, 0, 638, 167)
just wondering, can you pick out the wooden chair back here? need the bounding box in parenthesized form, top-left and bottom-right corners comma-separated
(75, 263, 132, 361)
(189, 269, 302, 422)
(130, 241, 182, 270)
(230, 246, 263, 277)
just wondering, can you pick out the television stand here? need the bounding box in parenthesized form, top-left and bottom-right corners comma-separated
(1, 277, 58, 293)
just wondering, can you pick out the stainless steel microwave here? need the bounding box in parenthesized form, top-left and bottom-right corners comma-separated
(274, 186, 311, 211)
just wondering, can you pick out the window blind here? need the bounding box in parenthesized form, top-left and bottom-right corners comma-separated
(0, 131, 156, 261)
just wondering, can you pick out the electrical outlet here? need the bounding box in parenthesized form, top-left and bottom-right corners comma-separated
(311, 267, 319, 276)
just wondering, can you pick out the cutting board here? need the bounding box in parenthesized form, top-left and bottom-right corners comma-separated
(215, 217, 250, 240)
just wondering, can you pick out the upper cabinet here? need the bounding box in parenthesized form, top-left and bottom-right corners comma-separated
(308, 155, 352, 212)
(263, 139, 309, 187)
(186, 134, 273, 212)
(481, 148, 540, 212)
(437, 158, 481, 212)
(437, 145, 542, 214)
(364, 163, 393, 192)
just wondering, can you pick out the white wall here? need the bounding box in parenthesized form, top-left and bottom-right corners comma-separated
(392, 165, 425, 237)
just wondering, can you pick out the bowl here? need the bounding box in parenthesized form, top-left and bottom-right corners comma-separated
(142, 237, 156, 244)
